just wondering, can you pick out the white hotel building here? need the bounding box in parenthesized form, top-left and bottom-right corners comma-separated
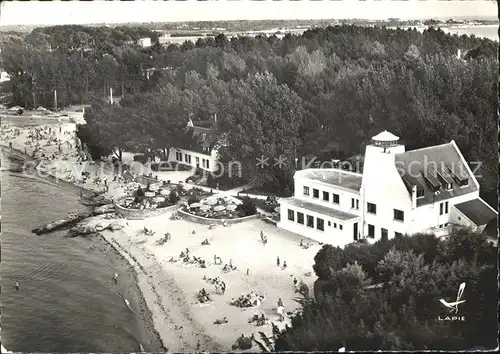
(278, 131, 497, 247)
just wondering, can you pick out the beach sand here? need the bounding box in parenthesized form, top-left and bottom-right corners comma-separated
(97, 213, 321, 352)
(1, 110, 322, 352)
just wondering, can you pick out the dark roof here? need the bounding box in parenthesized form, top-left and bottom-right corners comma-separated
(395, 142, 478, 207)
(453, 198, 497, 227)
(284, 197, 359, 221)
(183, 121, 216, 153)
(298, 169, 363, 192)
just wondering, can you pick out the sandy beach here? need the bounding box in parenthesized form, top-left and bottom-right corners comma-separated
(1, 107, 322, 352)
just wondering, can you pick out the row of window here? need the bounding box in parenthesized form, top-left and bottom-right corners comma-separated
(287, 209, 343, 231)
(175, 152, 210, 169)
(367, 225, 403, 239)
(303, 186, 360, 210)
(366, 202, 405, 221)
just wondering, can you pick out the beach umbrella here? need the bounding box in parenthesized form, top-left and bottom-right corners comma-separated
(213, 205, 226, 212)
(149, 183, 161, 191)
(144, 191, 155, 198)
(200, 204, 210, 211)
(154, 196, 165, 203)
(190, 202, 201, 208)
(206, 198, 218, 205)
(226, 204, 237, 211)
(160, 189, 170, 196)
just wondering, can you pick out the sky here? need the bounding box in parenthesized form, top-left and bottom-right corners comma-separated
(0, 0, 497, 26)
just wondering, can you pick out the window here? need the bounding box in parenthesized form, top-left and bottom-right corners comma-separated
(367, 202, 377, 214)
(351, 198, 355, 208)
(395, 232, 403, 238)
(459, 179, 469, 187)
(287, 209, 294, 222)
(202, 159, 206, 168)
(445, 223, 449, 227)
(333, 193, 339, 204)
(307, 215, 314, 228)
(381, 228, 388, 241)
(394, 209, 404, 221)
(313, 189, 319, 198)
(416, 189, 424, 198)
(445, 201, 449, 214)
(334, 222, 337, 228)
(184, 154, 189, 162)
(439, 203, 443, 215)
(196, 157, 200, 166)
(328, 221, 331, 226)
(368, 224, 375, 238)
(339, 224, 343, 230)
(176, 152, 182, 162)
(322, 191, 329, 201)
(445, 183, 452, 190)
(317, 218, 324, 231)
(356, 199, 359, 210)
(303, 187, 310, 196)
(439, 224, 443, 228)
(297, 212, 304, 224)
(206, 159, 210, 169)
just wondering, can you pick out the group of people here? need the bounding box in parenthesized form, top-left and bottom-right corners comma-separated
(276, 256, 287, 269)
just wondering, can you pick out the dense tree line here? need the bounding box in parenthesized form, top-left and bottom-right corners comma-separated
(2, 25, 497, 200)
(267, 228, 497, 351)
(0, 25, 160, 108)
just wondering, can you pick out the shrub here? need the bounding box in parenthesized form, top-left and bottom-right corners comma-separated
(135, 186, 145, 197)
(187, 195, 201, 205)
(169, 190, 180, 204)
(237, 197, 257, 217)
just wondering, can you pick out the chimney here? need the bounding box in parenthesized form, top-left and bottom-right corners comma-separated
(411, 184, 417, 209)
(457, 49, 461, 59)
(214, 113, 217, 123)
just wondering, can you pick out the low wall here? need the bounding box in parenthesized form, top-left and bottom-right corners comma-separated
(115, 198, 177, 220)
(177, 208, 260, 225)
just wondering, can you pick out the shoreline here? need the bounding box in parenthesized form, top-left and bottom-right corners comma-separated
(0, 145, 166, 352)
(1, 117, 321, 352)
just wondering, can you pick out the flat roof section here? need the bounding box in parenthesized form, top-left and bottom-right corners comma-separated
(298, 169, 362, 191)
(453, 198, 497, 226)
(284, 198, 359, 221)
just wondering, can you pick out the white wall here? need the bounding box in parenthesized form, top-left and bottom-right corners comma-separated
(168, 147, 218, 173)
(294, 176, 361, 215)
(409, 190, 479, 235)
(361, 144, 411, 241)
(278, 199, 359, 247)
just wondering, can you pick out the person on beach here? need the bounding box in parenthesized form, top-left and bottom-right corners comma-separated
(221, 281, 226, 295)
(246, 268, 249, 276)
(9, 141, 12, 148)
(277, 256, 280, 267)
(14, 281, 19, 291)
(283, 261, 287, 269)
(277, 298, 283, 308)
(112, 273, 118, 284)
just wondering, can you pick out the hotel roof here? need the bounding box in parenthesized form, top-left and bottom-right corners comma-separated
(453, 198, 497, 227)
(296, 169, 363, 191)
(285, 198, 359, 221)
(395, 142, 478, 207)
